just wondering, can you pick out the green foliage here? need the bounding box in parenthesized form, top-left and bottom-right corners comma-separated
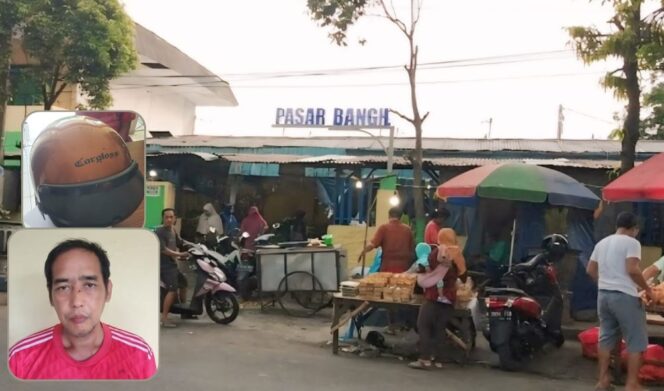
(642, 82, 664, 138)
(21, 0, 137, 109)
(307, 0, 374, 45)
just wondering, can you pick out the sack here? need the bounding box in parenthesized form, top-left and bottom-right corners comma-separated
(578, 327, 600, 359)
(620, 344, 664, 382)
(578, 327, 625, 360)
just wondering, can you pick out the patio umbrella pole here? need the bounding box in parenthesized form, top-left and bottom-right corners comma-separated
(508, 218, 516, 271)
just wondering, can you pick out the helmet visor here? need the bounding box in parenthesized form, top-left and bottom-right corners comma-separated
(36, 161, 144, 227)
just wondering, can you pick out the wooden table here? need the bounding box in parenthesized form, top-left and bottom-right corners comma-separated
(330, 293, 475, 359)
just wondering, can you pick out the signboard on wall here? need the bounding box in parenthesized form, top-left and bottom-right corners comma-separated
(274, 107, 391, 128)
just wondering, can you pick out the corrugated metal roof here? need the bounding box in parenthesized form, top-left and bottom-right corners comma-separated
(148, 151, 220, 161)
(425, 157, 618, 169)
(148, 150, 617, 168)
(147, 136, 664, 154)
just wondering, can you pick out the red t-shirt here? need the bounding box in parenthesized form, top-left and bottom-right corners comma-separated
(371, 219, 414, 273)
(8, 323, 156, 380)
(424, 221, 441, 246)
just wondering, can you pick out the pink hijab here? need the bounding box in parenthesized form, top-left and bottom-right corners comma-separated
(241, 207, 268, 249)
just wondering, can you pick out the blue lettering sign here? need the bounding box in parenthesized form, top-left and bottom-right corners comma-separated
(333, 108, 343, 126)
(274, 107, 390, 127)
(275, 108, 285, 124)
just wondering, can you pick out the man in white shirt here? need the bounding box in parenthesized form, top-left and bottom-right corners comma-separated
(587, 212, 653, 391)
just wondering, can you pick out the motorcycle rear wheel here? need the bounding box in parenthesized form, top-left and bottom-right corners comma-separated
(497, 343, 524, 372)
(205, 291, 240, 324)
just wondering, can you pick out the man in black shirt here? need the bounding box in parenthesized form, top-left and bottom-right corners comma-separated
(156, 208, 189, 328)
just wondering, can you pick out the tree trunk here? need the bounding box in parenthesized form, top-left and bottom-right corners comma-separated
(0, 33, 11, 165)
(620, 5, 641, 175)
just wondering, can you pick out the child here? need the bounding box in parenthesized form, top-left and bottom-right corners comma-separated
(414, 242, 452, 302)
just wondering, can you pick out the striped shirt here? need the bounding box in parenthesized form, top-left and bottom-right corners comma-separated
(8, 323, 156, 380)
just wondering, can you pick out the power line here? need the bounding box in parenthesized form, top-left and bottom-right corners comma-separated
(110, 70, 605, 91)
(563, 107, 615, 125)
(120, 49, 574, 82)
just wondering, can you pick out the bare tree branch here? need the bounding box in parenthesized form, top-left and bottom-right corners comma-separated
(421, 112, 430, 123)
(379, 0, 408, 36)
(389, 108, 415, 125)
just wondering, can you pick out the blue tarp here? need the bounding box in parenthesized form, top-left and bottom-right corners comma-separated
(514, 203, 546, 262)
(567, 208, 598, 312)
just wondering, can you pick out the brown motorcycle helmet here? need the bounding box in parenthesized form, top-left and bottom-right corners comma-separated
(31, 115, 144, 227)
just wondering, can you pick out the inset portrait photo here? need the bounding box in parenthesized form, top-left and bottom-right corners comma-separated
(7, 229, 159, 380)
(21, 111, 146, 228)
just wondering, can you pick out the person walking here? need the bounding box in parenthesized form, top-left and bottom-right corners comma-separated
(586, 212, 653, 391)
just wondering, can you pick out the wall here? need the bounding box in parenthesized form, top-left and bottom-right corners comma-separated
(327, 225, 378, 277)
(5, 105, 69, 132)
(7, 229, 160, 366)
(107, 88, 196, 136)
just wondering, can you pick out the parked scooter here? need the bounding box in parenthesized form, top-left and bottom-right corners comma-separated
(484, 234, 568, 371)
(160, 241, 240, 324)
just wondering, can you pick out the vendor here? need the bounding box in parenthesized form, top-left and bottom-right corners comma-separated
(358, 207, 414, 273)
(424, 208, 450, 246)
(643, 255, 664, 285)
(408, 229, 460, 370)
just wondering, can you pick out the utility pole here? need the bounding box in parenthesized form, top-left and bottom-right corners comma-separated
(483, 117, 493, 139)
(557, 104, 564, 140)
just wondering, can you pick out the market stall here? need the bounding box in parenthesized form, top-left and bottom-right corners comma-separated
(599, 153, 664, 385)
(330, 272, 476, 363)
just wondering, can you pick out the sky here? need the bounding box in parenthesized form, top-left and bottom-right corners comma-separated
(119, 0, 646, 140)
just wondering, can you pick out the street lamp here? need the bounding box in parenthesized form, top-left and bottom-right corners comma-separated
(327, 125, 395, 173)
(389, 191, 400, 206)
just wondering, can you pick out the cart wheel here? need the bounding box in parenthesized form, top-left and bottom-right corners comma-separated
(277, 271, 327, 317)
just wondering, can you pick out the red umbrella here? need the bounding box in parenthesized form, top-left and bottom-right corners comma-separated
(603, 153, 664, 202)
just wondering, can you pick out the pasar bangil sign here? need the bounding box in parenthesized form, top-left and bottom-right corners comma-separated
(274, 107, 391, 127)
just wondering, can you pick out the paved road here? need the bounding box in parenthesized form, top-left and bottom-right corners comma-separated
(0, 306, 594, 391)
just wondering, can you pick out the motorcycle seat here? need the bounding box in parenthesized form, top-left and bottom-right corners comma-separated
(485, 287, 529, 297)
(513, 253, 547, 271)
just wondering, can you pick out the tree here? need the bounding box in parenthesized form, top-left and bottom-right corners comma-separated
(21, 0, 137, 110)
(0, 0, 27, 163)
(307, 0, 429, 239)
(567, 0, 664, 174)
(642, 81, 664, 138)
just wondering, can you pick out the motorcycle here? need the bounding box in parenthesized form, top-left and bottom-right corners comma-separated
(483, 234, 568, 371)
(160, 241, 240, 324)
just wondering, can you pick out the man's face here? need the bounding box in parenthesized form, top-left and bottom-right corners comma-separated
(50, 249, 112, 339)
(163, 210, 176, 227)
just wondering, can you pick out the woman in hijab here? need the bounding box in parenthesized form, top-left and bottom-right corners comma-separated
(196, 203, 224, 236)
(240, 206, 269, 251)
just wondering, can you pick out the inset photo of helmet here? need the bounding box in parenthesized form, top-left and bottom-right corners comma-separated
(29, 115, 145, 227)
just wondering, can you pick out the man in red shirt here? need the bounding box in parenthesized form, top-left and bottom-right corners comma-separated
(424, 208, 449, 246)
(8, 239, 156, 380)
(358, 207, 414, 273)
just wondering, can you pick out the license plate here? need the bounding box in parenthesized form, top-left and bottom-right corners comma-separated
(490, 309, 512, 320)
